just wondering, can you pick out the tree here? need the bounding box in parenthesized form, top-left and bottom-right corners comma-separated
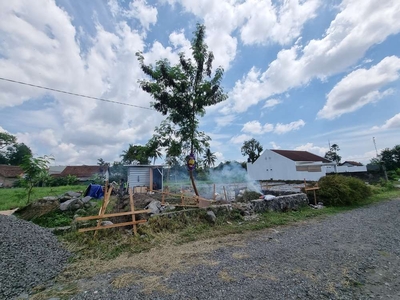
(97, 158, 107, 166)
(0, 132, 16, 150)
(241, 139, 263, 163)
(6, 143, 32, 165)
(324, 143, 341, 164)
(379, 145, 400, 171)
(203, 148, 216, 169)
(19, 155, 53, 204)
(121, 144, 151, 165)
(145, 137, 163, 165)
(136, 23, 228, 196)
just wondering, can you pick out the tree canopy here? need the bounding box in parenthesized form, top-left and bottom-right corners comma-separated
(324, 143, 341, 164)
(241, 139, 263, 163)
(121, 144, 151, 165)
(136, 23, 228, 195)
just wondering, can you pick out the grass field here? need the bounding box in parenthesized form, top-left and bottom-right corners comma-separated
(0, 185, 87, 210)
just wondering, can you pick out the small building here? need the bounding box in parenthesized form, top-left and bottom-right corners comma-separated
(326, 161, 367, 174)
(247, 149, 335, 181)
(0, 165, 24, 187)
(55, 165, 109, 182)
(126, 165, 164, 193)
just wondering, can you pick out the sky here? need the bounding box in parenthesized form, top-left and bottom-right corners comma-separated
(0, 0, 399, 166)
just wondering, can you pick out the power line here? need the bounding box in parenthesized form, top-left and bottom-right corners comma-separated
(0, 77, 154, 111)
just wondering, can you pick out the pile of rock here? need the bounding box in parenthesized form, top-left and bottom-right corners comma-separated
(16, 191, 97, 221)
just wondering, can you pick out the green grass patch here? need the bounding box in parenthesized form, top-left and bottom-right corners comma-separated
(0, 185, 86, 210)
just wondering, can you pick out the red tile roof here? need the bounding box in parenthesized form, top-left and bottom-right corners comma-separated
(271, 150, 332, 163)
(59, 165, 108, 177)
(0, 165, 24, 178)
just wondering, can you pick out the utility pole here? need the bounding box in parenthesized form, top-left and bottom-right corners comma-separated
(373, 137, 378, 157)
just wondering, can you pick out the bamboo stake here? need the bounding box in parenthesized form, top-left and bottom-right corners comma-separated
(128, 188, 137, 235)
(223, 186, 228, 202)
(213, 184, 216, 200)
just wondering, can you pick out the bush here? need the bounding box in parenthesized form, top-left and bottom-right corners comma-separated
(318, 175, 372, 206)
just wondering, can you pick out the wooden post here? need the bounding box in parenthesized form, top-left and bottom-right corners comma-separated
(213, 184, 216, 200)
(223, 186, 228, 202)
(94, 181, 112, 237)
(161, 192, 165, 205)
(149, 168, 153, 192)
(181, 190, 184, 206)
(128, 188, 137, 235)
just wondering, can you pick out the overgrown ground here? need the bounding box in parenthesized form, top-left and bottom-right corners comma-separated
(2, 181, 399, 299)
(0, 185, 87, 210)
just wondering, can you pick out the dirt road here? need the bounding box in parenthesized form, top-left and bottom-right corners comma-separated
(66, 199, 400, 300)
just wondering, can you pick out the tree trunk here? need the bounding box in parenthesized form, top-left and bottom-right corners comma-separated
(189, 169, 199, 196)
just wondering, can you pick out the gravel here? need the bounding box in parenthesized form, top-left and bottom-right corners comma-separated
(0, 215, 70, 299)
(71, 199, 400, 299)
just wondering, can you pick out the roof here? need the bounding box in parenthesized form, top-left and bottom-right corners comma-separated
(0, 165, 24, 178)
(59, 165, 108, 177)
(125, 164, 165, 168)
(340, 161, 363, 166)
(271, 149, 332, 163)
(48, 166, 66, 175)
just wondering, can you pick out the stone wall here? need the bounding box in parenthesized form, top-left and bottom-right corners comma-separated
(251, 193, 308, 213)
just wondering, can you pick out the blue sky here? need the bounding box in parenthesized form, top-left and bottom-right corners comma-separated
(0, 0, 399, 166)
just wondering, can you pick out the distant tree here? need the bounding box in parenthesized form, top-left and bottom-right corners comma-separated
(379, 145, 400, 171)
(97, 158, 107, 166)
(324, 143, 341, 164)
(136, 23, 228, 196)
(203, 148, 216, 169)
(0, 132, 16, 150)
(6, 143, 32, 165)
(19, 155, 53, 204)
(241, 139, 263, 163)
(121, 144, 151, 165)
(109, 161, 127, 182)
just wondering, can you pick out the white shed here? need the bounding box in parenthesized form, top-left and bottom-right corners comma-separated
(247, 149, 335, 181)
(126, 165, 164, 192)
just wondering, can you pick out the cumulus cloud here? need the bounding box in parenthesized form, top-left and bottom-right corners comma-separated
(241, 121, 274, 134)
(230, 134, 251, 145)
(225, 0, 400, 113)
(263, 99, 282, 108)
(318, 56, 400, 119)
(294, 142, 328, 156)
(372, 113, 400, 130)
(270, 141, 280, 149)
(274, 119, 305, 134)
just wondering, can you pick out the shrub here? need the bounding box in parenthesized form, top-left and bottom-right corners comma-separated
(318, 175, 372, 206)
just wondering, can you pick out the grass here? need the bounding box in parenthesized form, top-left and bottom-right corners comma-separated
(0, 185, 86, 210)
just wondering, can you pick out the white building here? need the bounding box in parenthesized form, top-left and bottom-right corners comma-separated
(126, 165, 164, 192)
(247, 149, 336, 181)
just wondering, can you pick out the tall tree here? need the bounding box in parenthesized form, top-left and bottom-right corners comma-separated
(6, 143, 32, 165)
(121, 144, 151, 165)
(241, 139, 263, 163)
(203, 148, 216, 169)
(379, 145, 400, 171)
(136, 23, 228, 196)
(324, 143, 341, 164)
(0, 132, 16, 150)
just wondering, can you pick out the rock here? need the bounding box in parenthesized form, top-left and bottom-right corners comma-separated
(75, 208, 86, 215)
(66, 191, 81, 198)
(101, 221, 113, 226)
(49, 226, 72, 234)
(59, 199, 83, 211)
(206, 210, 217, 224)
(82, 196, 92, 203)
(145, 200, 162, 214)
(251, 193, 308, 213)
(42, 196, 58, 201)
(58, 195, 72, 203)
(264, 194, 276, 201)
(83, 202, 92, 208)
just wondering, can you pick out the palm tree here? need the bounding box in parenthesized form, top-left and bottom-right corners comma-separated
(146, 138, 163, 165)
(203, 148, 216, 170)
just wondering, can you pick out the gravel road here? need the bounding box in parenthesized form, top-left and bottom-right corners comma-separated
(71, 199, 400, 300)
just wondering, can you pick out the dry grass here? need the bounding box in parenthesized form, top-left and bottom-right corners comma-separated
(112, 273, 174, 294)
(218, 270, 236, 282)
(61, 232, 246, 281)
(232, 252, 249, 259)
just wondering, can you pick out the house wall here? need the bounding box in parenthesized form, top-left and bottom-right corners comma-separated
(127, 167, 151, 188)
(247, 149, 326, 181)
(0, 175, 17, 187)
(326, 165, 367, 173)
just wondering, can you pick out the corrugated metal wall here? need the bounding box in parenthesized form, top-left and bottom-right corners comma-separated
(127, 167, 150, 188)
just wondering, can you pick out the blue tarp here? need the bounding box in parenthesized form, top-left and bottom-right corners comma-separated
(85, 184, 104, 199)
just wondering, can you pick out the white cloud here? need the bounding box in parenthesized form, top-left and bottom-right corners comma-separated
(270, 141, 280, 149)
(263, 99, 282, 108)
(226, 0, 400, 113)
(294, 143, 328, 156)
(230, 134, 251, 145)
(274, 119, 305, 134)
(241, 121, 274, 134)
(109, 0, 158, 30)
(318, 56, 400, 119)
(214, 151, 225, 163)
(372, 113, 400, 130)
(215, 114, 236, 128)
